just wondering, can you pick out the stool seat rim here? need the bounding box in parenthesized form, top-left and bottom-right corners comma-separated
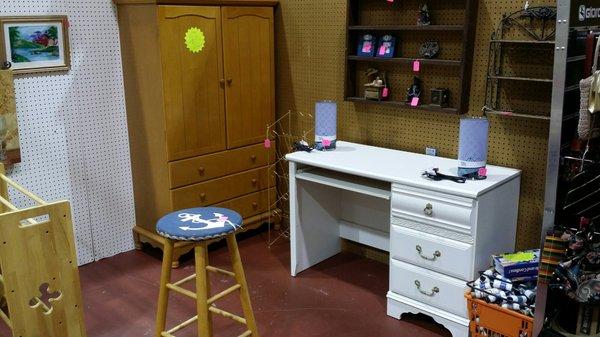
(156, 207, 243, 241)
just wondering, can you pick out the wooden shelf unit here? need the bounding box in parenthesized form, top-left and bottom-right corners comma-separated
(348, 25, 465, 31)
(344, 0, 479, 114)
(347, 55, 462, 67)
(347, 96, 459, 114)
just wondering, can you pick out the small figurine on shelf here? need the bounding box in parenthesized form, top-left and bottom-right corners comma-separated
(406, 76, 423, 104)
(419, 41, 440, 59)
(418, 4, 431, 26)
(364, 68, 389, 101)
(431, 88, 450, 108)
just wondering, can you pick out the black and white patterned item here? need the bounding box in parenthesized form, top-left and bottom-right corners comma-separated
(469, 268, 537, 317)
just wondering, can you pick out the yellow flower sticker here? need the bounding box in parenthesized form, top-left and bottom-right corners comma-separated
(185, 27, 205, 53)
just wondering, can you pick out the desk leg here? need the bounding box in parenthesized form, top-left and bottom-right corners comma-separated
(289, 163, 342, 276)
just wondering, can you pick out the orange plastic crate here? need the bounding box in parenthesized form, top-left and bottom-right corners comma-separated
(465, 292, 534, 337)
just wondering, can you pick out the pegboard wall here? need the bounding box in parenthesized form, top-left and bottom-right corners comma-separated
(275, 0, 554, 250)
(0, 1, 135, 265)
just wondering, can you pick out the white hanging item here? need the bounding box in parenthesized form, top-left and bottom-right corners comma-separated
(579, 36, 600, 140)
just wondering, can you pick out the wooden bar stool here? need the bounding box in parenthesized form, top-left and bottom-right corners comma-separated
(155, 207, 259, 337)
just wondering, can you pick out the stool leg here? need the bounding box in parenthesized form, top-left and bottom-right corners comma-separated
(156, 239, 174, 337)
(204, 246, 213, 336)
(195, 243, 211, 337)
(226, 234, 259, 337)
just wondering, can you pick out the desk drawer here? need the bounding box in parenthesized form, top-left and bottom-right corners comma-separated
(171, 166, 274, 209)
(390, 259, 467, 317)
(214, 188, 276, 219)
(169, 143, 275, 189)
(390, 225, 474, 280)
(391, 185, 474, 232)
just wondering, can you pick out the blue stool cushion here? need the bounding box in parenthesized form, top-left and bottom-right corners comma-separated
(156, 207, 243, 241)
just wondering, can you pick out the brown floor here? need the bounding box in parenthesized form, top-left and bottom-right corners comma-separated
(1, 231, 452, 337)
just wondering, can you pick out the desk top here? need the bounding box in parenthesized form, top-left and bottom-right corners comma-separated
(285, 141, 521, 198)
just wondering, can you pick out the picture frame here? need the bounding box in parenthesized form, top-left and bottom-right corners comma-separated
(376, 35, 397, 58)
(0, 16, 70, 74)
(357, 34, 377, 57)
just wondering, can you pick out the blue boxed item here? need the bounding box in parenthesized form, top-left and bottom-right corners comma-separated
(375, 35, 397, 58)
(492, 249, 540, 279)
(357, 34, 377, 57)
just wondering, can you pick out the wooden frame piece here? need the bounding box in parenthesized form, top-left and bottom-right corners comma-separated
(0, 164, 86, 337)
(0, 16, 71, 74)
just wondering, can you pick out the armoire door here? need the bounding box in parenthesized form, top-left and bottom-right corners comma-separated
(158, 6, 227, 161)
(222, 7, 275, 149)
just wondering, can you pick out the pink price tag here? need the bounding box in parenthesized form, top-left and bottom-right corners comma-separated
(478, 167, 488, 177)
(387, 0, 394, 2)
(382, 87, 389, 98)
(413, 60, 421, 72)
(264, 139, 271, 148)
(378, 45, 387, 56)
(410, 97, 420, 107)
(322, 139, 331, 147)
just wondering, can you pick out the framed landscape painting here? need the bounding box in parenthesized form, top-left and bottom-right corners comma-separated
(0, 16, 70, 74)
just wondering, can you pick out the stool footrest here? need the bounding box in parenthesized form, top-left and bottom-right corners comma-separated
(239, 330, 252, 337)
(166, 283, 196, 300)
(172, 273, 196, 287)
(206, 265, 235, 277)
(162, 315, 198, 336)
(208, 306, 247, 325)
(208, 284, 241, 305)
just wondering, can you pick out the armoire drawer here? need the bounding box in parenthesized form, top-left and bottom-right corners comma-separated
(390, 259, 468, 317)
(171, 166, 274, 210)
(215, 188, 276, 219)
(169, 142, 275, 189)
(391, 184, 474, 233)
(390, 225, 474, 280)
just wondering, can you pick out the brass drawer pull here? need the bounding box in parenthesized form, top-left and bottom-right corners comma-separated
(251, 178, 258, 186)
(415, 245, 441, 261)
(423, 203, 433, 216)
(199, 193, 206, 201)
(198, 167, 205, 175)
(252, 202, 258, 209)
(250, 155, 257, 162)
(414, 280, 439, 297)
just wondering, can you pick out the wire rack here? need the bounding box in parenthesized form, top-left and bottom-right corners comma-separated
(266, 110, 314, 247)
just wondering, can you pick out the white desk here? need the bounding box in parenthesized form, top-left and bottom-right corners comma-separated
(286, 141, 521, 337)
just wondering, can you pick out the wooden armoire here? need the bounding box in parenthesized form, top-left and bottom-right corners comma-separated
(113, 0, 278, 267)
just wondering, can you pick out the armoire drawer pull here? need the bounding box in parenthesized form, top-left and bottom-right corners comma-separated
(199, 193, 206, 201)
(423, 203, 433, 216)
(415, 245, 441, 261)
(414, 280, 439, 297)
(250, 155, 257, 162)
(252, 202, 258, 209)
(227, 78, 233, 84)
(251, 178, 258, 186)
(197, 167, 205, 175)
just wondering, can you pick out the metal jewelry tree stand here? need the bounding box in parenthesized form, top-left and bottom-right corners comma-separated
(266, 110, 314, 247)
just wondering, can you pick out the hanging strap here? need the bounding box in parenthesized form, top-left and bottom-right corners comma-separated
(592, 35, 600, 73)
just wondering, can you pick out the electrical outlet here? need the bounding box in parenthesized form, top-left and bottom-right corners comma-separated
(426, 147, 437, 156)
